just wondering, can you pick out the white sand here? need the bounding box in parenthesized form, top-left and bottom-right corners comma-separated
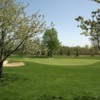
(3, 60, 25, 67)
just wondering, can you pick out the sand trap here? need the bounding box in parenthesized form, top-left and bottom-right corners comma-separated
(3, 60, 25, 67)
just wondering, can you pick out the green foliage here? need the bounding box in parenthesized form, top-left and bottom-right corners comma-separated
(0, 0, 45, 61)
(43, 28, 59, 57)
(0, 0, 46, 75)
(75, 8, 100, 50)
(76, 0, 100, 48)
(67, 49, 71, 56)
(56, 45, 99, 56)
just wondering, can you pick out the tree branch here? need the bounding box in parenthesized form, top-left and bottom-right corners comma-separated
(2, 36, 27, 62)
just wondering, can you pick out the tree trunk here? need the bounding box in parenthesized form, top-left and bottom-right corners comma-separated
(50, 49, 52, 57)
(0, 61, 3, 78)
(97, 38, 100, 51)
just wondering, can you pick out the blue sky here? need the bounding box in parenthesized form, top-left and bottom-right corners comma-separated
(21, 0, 99, 47)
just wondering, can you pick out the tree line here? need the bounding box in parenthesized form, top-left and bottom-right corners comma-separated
(14, 41, 100, 57)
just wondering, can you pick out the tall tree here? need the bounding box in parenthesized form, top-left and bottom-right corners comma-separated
(0, 0, 45, 77)
(43, 28, 59, 57)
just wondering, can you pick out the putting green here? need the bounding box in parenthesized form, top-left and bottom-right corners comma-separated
(23, 58, 100, 66)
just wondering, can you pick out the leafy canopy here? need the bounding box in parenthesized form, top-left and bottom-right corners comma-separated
(0, 0, 46, 62)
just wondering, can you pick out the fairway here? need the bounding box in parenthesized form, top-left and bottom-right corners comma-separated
(1, 56, 100, 100)
(23, 57, 100, 66)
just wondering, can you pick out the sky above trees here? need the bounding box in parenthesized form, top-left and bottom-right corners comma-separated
(20, 0, 100, 47)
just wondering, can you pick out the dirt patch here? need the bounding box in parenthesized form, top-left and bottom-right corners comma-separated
(4, 60, 25, 67)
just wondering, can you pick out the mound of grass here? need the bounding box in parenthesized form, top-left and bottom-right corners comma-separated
(10, 57, 100, 66)
(23, 58, 99, 66)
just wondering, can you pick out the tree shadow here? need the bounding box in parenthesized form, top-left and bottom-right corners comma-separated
(0, 73, 28, 86)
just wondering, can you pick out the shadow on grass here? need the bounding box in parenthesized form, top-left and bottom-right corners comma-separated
(36, 94, 100, 100)
(36, 94, 65, 100)
(0, 73, 28, 86)
(73, 95, 100, 100)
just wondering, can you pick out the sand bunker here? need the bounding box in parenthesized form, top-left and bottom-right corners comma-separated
(4, 60, 25, 67)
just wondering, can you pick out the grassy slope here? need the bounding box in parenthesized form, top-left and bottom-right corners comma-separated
(0, 56, 100, 100)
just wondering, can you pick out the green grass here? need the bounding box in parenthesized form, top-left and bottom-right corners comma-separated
(23, 57, 99, 66)
(1, 56, 100, 100)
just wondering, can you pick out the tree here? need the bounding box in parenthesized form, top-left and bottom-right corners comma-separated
(92, 0, 100, 3)
(75, 8, 100, 50)
(0, 0, 45, 77)
(75, 0, 100, 52)
(32, 38, 42, 56)
(75, 46, 80, 57)
(19, 37, 41, 56)
(43, 28, 59, 57)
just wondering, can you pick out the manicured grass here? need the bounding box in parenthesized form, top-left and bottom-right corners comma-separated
(1, 56, 100, 100)
(23, 57, 99, 66)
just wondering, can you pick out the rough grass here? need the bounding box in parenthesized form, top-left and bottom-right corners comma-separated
(1, 56, 100, 100)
